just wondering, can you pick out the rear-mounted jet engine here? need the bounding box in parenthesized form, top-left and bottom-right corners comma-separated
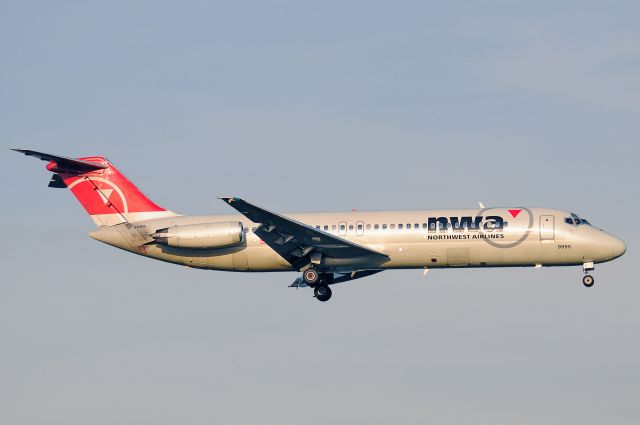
(151, 222, 244, 249)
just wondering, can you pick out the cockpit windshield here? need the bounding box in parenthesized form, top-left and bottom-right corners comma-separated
(564, 213, 591, 226)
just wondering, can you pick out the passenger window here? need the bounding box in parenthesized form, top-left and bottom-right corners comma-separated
(366, 224, 371, 230)
(315, 225, 320, 229)
(414, 223, 419, 229)
(398, 224, 404, 229)
(323, 225, 328, 231)
(374, 224, 380, 230)
(406, 223, 411, 229)
(349, 224, 354, 231)
(422, 223, 427, 229)
(382, 224, 387, 230)
(332, 224, 337, 230)
(390, 224, 395, 229)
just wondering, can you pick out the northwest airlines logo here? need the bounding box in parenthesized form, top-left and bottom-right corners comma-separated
(427, 215, 507, 233)
(427, 208, 533, 248)
(97, 188, 114, 205)
(66, 177, 129, 214)
(427, 209, 523, 232)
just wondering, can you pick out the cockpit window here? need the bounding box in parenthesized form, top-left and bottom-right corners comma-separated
(565, 213, 591, 226)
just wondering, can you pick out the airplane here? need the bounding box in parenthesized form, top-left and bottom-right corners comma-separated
(13, 149, 626, 302)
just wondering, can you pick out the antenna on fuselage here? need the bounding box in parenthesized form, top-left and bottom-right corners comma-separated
(478, 201, 486, 208)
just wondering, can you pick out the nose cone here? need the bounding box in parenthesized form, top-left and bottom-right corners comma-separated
(600, 233, 626, 261)
(611, 236, 627, 259)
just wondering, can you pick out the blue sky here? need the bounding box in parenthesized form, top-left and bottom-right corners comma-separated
(1, 1, 639, 424)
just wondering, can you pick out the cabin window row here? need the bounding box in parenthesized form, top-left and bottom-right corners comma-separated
(313, 223, 428, 231)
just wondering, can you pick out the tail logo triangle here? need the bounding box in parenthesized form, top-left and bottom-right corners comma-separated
(508, 209, 522, 218)
(98, 189, 114, 205)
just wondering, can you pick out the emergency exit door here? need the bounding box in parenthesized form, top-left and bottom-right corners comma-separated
(540, 215, 555, 242)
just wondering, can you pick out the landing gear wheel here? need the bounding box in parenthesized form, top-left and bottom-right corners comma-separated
(303, 268, 320, 286)
(314, 285, 332, 302)
(583, 274, 595, 287)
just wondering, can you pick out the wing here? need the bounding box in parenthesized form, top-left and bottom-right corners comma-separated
(220, 197, 389, 270)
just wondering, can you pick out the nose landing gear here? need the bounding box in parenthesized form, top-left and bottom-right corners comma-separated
(582, 262, 595, 288)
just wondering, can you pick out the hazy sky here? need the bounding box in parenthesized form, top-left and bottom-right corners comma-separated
(1, 1, 639, 424)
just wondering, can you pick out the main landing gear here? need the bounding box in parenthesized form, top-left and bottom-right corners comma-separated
(302, 268, 320, 286)
(302, 267, 333, 302)
(314, 285, 332, 302)
(582, 262, 595, 288)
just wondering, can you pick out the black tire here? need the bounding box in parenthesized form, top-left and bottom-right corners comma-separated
(303, 268, 320, 285)
(314, 285, 332, 302)
(583, 274, 595, 287)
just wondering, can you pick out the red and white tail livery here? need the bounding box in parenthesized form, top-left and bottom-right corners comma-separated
(14, 149, 178, 227)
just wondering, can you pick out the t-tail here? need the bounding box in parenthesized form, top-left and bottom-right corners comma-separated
(12, 149, 179, 227)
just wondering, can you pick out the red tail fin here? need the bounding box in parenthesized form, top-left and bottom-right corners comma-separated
(13, 149, 177, 227)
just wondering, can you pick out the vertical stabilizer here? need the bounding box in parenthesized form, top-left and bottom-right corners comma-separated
(13, 149, 179, 227)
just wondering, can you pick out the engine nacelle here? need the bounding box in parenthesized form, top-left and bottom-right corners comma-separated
(151, 221, 244, 249)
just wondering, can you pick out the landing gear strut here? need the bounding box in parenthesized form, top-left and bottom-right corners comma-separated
(314, 285, 332, 302)
(582, 262, 595, 288)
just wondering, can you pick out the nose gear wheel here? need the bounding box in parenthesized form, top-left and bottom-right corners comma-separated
(582, 274, 594, 287)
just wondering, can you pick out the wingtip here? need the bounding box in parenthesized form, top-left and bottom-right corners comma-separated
(218, 196, 241, 203)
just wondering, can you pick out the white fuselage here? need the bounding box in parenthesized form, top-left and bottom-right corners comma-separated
(90, 207, 626, 272)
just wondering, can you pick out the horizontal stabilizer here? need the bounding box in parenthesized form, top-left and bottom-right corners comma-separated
(11, 149, 107, 172)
